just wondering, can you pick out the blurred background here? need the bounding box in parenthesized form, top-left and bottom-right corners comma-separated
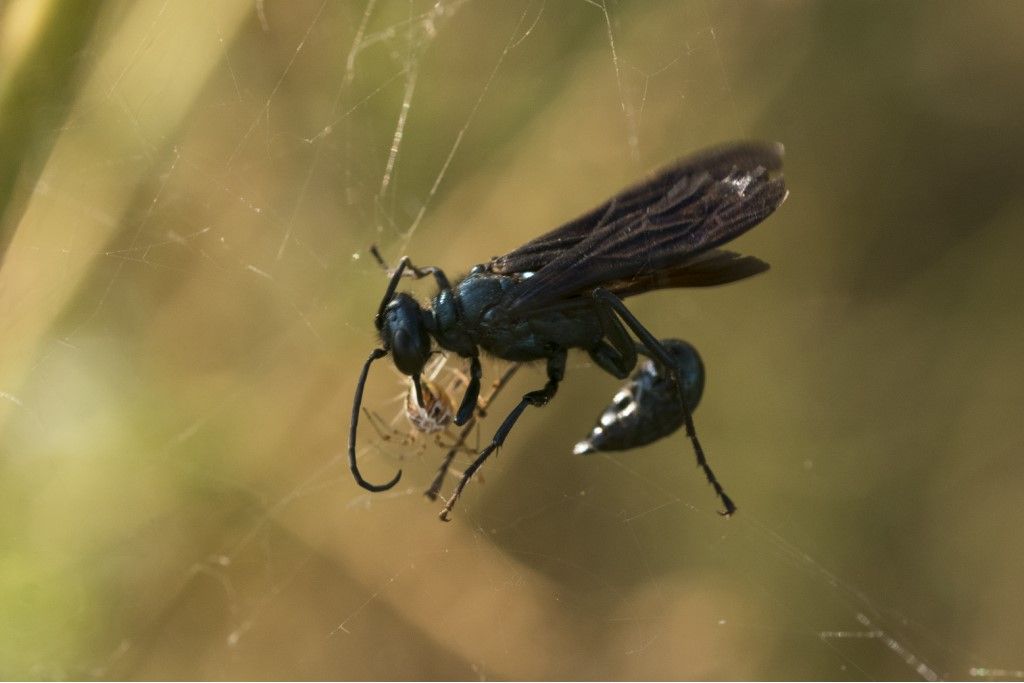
(1, 0, 1023, 679)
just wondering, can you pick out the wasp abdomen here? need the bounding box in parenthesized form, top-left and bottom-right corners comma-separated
(574, 339, 704, 454)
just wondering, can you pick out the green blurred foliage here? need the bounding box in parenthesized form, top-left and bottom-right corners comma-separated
(1, 0, 1023, 679)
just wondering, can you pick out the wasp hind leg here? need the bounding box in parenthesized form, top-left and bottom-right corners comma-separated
(591, 287, 736, 516)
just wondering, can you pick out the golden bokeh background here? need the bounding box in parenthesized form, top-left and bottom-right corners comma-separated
(1, 0, 1023, 679)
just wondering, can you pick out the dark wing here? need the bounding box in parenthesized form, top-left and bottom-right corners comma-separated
(603, 248, 771, 298)
(488, 141, 787, 314)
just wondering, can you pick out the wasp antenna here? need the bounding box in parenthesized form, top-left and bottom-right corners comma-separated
(369, 244, 389, 271)
(349, 347, 402, 492)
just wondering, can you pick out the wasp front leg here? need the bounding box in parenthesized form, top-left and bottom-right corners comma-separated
(439, 354, 565, 521)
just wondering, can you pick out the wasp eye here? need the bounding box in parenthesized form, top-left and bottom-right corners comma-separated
(392, 328, 430, 376)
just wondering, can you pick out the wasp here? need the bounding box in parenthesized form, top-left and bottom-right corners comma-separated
(349, 142, 787, 520)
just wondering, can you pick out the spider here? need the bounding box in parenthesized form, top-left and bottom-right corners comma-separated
(363, 355, 521, 499)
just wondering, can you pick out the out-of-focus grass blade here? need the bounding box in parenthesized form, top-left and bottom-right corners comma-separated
(0, 0, 104, 257)
(0, 0, 255, 430)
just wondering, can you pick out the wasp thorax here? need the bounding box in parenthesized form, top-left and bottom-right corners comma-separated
(381, 293, 431, 377)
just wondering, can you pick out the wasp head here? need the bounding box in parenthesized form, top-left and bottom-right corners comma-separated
(378, 292, 432, 385)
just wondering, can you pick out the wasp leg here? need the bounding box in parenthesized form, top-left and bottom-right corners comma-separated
(404, 260, 451, 291)
(439, 354, 565, 521)
(369, 245, 452, 291)
(425, 363, 521, 501)
(454, 356, 482, 426)
(591, 288, 736, 516)
(587, 339, 639, 380)
(349, 348, 402, 492)
(588, 298, 637, 379)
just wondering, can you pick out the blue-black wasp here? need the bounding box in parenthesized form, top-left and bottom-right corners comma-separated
(349, 141, 788, 520)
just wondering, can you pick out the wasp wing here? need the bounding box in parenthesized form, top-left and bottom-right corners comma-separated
(489, 141, 786, 313)
(602, 248, 771, 298)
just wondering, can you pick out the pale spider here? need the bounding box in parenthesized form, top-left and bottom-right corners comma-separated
(363, 355, 521, 499)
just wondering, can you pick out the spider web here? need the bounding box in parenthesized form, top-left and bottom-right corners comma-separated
(1, 0, 1023, 679)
